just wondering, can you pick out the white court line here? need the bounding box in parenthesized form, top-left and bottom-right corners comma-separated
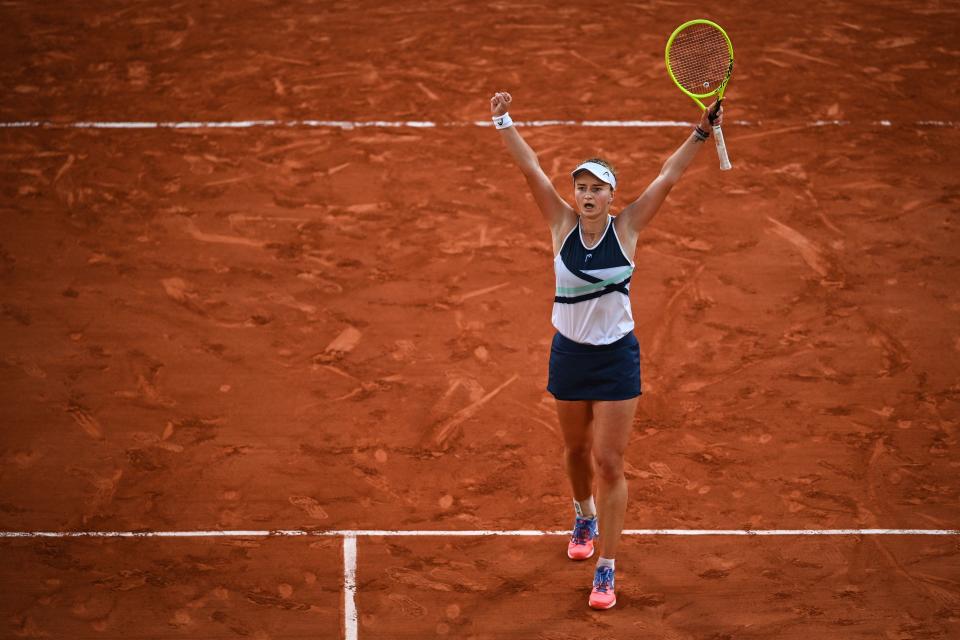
(0, 119, 957, 130)
(343, 535, 358, 640)
(1, 528, 957, 537)
(4, 528, 956, 640)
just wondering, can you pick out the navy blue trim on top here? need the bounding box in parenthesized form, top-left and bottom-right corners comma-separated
(555, 275, 632, 304)
(555, 217, 632, 304)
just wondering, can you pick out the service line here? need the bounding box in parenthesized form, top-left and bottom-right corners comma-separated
(343, 535, 358, 640)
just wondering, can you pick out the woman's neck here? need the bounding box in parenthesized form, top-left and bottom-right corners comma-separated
(580, 213, 608, 239)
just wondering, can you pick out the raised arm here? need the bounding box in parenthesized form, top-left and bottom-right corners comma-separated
(616, 102, 724, 245)
(491, 92, 574, 235)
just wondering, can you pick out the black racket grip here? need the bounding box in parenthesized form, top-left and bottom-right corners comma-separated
(708, 98, 723, 125)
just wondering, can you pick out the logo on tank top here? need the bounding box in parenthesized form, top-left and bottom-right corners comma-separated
(585, 253, 593, 263)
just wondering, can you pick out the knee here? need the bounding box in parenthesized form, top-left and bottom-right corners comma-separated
(593, 451, 624, 483)
(564, 443, 592, 463)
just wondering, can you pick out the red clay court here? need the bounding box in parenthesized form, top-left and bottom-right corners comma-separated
(1, 1, 958, 638)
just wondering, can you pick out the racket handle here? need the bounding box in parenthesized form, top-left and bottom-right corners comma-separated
(712, 123, 732, 171)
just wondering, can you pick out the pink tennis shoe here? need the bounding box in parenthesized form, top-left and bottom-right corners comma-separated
(567, 516, 598, 560)
(588, 565, 616, 609)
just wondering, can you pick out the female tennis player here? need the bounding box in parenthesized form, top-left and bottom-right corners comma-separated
(490, 91, 722, 609)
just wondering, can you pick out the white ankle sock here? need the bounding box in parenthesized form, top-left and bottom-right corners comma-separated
(597, 557, 615, 570)
(574, 496, 596, 518)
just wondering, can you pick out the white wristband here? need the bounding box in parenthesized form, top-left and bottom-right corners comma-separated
(493, 112, 513, 129)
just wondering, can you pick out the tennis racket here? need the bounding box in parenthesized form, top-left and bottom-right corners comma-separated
(665, 19, 735, 170)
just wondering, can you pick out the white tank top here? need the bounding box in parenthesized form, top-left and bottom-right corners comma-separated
(552, 216, 635, 345)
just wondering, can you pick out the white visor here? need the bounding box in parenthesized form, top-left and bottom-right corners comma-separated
(571, 161, 616, 190)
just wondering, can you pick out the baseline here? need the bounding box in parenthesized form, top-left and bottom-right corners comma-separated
(0, 119, 957, 130)
(4, 528, 956, 640)
(2, 528, 956, 538)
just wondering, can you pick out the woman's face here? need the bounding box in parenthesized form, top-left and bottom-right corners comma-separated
(573, 172, 614, 218)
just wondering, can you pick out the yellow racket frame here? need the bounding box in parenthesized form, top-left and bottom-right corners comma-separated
(665, 18, 734, 170)
(664, 18, 734, 111)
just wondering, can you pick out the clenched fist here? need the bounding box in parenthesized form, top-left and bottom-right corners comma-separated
(490, 91, 512, 117)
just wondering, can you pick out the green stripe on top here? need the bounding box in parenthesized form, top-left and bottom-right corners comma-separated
(556, 267, 634, 296)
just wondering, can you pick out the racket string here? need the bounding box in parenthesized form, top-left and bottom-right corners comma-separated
(668, 23, 731, 95)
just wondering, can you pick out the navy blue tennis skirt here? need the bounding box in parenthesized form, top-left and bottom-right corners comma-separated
(547, 331, 641, 401)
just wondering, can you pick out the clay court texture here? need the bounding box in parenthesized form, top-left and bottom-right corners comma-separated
(1, 0, 959, 638)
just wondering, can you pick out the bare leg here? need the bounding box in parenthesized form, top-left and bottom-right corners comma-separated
(555, 399, 594, 502)
(591, 397, 639, 559)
